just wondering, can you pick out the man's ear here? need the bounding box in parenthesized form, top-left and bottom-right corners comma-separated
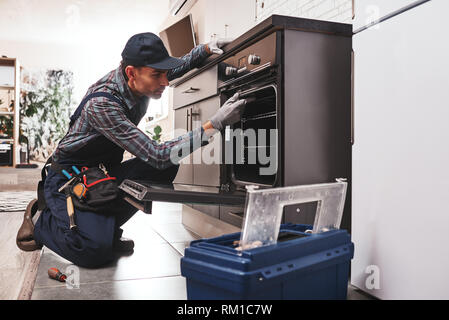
(125, 66, 136, 80)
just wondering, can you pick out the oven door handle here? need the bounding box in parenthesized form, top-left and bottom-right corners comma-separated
(237, 84, 278, 99)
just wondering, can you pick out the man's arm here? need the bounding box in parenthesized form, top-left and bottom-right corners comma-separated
(85, 100, 208, 169)
(167, 44, 211, 81)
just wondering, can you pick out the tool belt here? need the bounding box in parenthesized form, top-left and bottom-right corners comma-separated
(38, 158, 119, 213)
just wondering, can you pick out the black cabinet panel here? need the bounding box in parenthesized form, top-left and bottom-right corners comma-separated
(282, 201, 318, 226)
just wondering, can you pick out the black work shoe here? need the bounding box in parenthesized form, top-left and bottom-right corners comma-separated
(16, 199, 43, 252)
(113, 237, 135, 254)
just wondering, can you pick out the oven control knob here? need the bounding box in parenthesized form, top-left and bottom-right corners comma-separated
(225, 66, 238, 76)
(248, 54, 261, 65)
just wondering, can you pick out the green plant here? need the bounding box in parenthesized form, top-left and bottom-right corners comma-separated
(20, 70, 74, 153)
(146, 125, 162, 143)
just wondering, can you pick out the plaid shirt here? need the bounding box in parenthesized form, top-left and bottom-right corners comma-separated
(52, 44, 211, 169)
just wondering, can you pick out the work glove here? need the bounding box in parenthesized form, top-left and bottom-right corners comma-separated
(206, 38, 233, 55)
(209, 92, 246, 131)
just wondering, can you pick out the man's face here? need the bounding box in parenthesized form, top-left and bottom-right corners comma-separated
(126, 66, 169, 99)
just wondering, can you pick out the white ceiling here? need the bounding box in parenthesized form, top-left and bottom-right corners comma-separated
(0, 0, 169, 45)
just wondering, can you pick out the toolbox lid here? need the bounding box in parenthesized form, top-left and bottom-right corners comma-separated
(239, 179, 348, 249)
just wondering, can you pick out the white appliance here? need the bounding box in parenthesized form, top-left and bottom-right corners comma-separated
(351, 0, 449, 299)
(169, 0, 198, 16)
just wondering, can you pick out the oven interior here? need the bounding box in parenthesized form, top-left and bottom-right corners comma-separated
(223, 85, 278, 187)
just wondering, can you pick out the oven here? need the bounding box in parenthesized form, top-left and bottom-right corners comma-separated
(118, 15, 353, 231)
(217, 31, 281, 190)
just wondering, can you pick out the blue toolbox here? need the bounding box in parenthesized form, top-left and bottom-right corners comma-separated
(181, 223, 354, 300)
(182, 180, 353, 299)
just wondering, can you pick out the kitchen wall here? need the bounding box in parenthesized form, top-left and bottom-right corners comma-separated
(256, 0, 353, 23)
(0, 0, 169, 135)
(168, 0, 353, 44)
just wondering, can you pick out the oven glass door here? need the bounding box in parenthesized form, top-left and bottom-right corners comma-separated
(119, 179, 247, 206)
(224, 84, 279, 187)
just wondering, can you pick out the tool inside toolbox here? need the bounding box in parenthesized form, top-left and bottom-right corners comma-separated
(213, 231, 309, 250)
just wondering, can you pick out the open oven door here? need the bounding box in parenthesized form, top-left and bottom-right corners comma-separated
(118, 179, 247, 213)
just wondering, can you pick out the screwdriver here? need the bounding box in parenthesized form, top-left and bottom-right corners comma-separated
(48, 267, 67, 282)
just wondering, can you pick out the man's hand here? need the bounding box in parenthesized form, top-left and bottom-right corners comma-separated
(202, 121, 214, 131)
(209, 92, 246, 131)
(206, 38, 233, 55)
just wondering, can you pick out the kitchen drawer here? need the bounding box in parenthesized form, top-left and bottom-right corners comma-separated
(173, 65, 218, 109)
(219, 205, 245, 228)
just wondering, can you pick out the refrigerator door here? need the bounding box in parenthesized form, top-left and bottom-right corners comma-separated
(352, 0, 449, 299)
(353, 0, 417, 30)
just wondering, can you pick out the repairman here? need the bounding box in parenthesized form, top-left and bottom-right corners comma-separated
(16, 33, 246, 268)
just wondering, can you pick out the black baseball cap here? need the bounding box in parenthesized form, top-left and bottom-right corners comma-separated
(121, 32, 185, 70)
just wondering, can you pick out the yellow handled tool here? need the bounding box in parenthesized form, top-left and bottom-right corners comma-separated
(66, 194, 77, 230)
(58, 177, 78, 230)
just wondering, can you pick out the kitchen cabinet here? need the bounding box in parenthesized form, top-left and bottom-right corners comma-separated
(173, 65, 218, 186)
(172, 65, 221, 219)
(191, 96, 220, 187)
(174, 96, 222, 218)
(173, 104, 193, 185)
(173, 96, 221, 187)
(173, 65, 218, 109)
(189, 0, 256, 43)
(352, 0, 449, 299)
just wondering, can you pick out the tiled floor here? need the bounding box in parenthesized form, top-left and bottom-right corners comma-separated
(0, 165, 374, 300)
(0, 164, 371, 300)
(31, 202, 198, 300)
(29, 200, 375, 300)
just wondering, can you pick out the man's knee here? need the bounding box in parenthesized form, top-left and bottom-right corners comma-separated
(63, 231, 114, 268)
